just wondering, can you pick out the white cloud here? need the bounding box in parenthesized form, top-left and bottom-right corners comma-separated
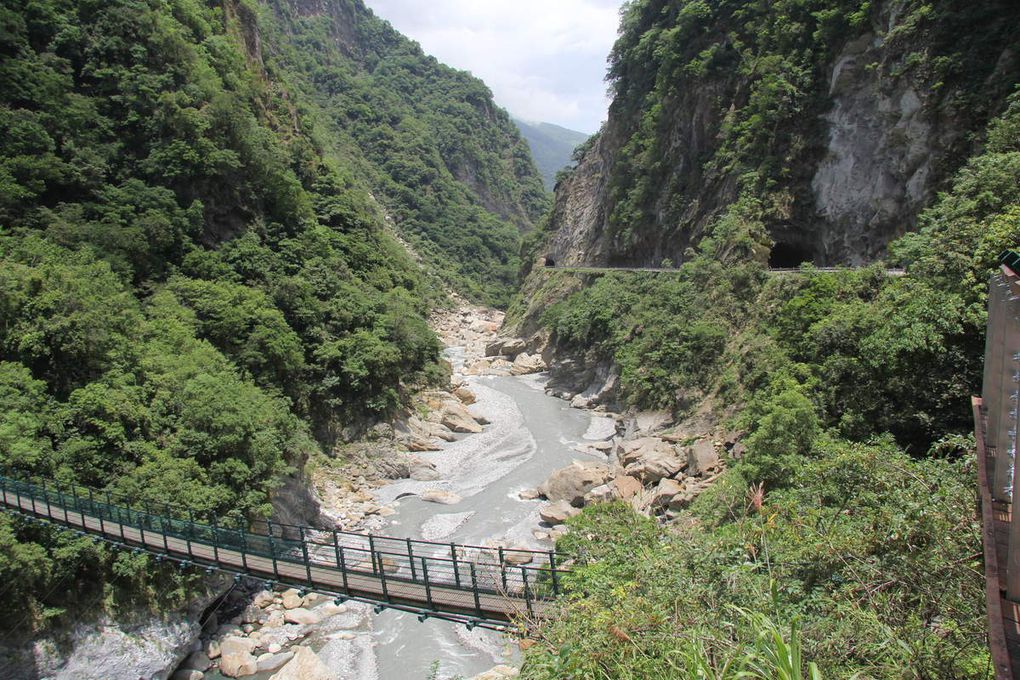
(364, 0, 625, 133)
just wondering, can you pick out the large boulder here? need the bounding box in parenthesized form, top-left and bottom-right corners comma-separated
(441, 402, 484, 434)
(454, 386, 477, 404)
(252, 590, 275, 608)
(410, 463, 442, 481)
(538, 461, 612, 506)
(539, 500, 581, 526)
(485, 339, 506, 357)
(687, 440, 722, 477)
(182, 651, 212, 672)
(634, 411, 674, 434)
(219, 636, 258, 678)
(583, 475, 643, 505)
(421, 489, 462, 505)
(611, 475, 644, 500)
(268, 647, 334, 680)
(428, 423, 457, 442)
(240, 604, 261, 624)
(650, 478, 684, 508)
(257, 651, 295, 673)
(504, 550, 534, 566)
(500, 338, 528, 358)
(510, 353, 546, 376)
(583, 483, 615, 505)
(405, 437, 442, 452)
(283, 607, 321, 626)
(281, 589, 302, 610)
(621, 438, 685, 483)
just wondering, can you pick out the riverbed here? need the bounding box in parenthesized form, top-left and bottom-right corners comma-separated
(367, 351, 614, 680)
(194, 328, 619, 680)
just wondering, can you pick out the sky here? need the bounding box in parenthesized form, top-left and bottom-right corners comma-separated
(365, 0, 626, 134)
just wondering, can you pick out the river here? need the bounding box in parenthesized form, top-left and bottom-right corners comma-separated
(367, 347, 614, 680)
(197, 341, 618, 680)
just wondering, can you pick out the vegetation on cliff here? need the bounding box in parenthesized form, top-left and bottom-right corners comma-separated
(259, 0, 548, 307)
(517, 2, 1020, 677)
(0, 0, 539, 632)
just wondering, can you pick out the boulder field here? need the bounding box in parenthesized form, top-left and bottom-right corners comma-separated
(528, 409, 733, 529)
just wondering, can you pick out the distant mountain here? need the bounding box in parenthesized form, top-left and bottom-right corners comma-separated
(513, 119, 590, 191)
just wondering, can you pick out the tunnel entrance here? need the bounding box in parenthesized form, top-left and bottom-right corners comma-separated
(769, 242, 813, 268)
(544, 257, 556, 268)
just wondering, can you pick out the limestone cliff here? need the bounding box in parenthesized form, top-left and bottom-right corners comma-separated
(536, 0, 1020, 271)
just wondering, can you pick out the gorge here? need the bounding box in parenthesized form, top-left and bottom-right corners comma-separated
(1, 0, 1020, 679)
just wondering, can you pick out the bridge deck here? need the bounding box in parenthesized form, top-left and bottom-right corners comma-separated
(0, 477, 563, 626)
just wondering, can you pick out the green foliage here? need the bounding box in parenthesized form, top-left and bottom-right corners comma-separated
(0, 0, 485, 633)
(256, 0, 549, 306)
(523, 12, 1020, 678)
(742, 386, 819, 488)
(524, 440, 986, 679)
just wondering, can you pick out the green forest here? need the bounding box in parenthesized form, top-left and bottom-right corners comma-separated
(0, 0, 541, 631)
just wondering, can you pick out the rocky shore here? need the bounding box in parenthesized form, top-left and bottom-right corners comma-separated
(173, 300, 739, 680)
(174, 299, 547, 680)
(171, 588, 375, 680)
(524, 409, 742, 531)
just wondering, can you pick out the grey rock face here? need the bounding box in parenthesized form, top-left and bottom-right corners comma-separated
(811, 33, 937, 263)
(0, 583, 226, 680)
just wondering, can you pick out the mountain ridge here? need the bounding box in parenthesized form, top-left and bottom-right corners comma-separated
(513, 118, 590, 191)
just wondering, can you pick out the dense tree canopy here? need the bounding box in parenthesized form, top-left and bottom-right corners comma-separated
(517, 3, 1020, 676)
(0, 0, 541, 630)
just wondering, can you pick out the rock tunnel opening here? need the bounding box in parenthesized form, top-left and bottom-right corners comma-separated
(769, 242, 814, 268)
(544, 257, 556, 268)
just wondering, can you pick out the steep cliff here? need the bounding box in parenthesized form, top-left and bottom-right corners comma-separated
(536, 0, 1020, 271)
(517, 5, 1020, 672)
(260, 0, 549, 305)
(509, 0, 1020, 432)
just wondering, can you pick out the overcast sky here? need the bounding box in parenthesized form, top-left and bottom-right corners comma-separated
(365, 0, 626, 134)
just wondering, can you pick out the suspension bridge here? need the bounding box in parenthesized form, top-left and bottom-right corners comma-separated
(0, 473, 568, 630)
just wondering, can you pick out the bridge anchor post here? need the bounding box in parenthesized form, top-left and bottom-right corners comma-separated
(299, 526, 312, 586)
(333, 530, 350, 596)
(470, 563, 482, 618)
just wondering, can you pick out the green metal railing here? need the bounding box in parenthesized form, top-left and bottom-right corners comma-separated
(0, 472, 569, 624)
